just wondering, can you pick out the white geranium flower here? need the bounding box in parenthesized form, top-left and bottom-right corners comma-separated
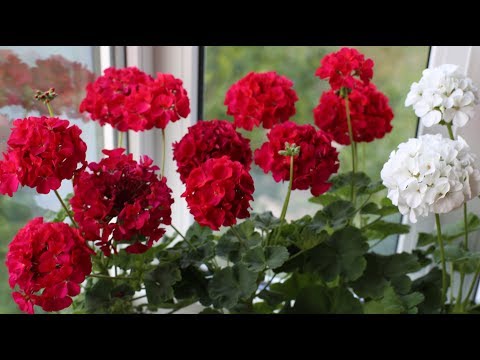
(405, 64, 479, 128)
(380, 134, 480, 223)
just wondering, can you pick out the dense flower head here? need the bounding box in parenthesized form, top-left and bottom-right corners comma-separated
(0, 116, 87, 196)
(315, 47, 374, 90)
(224, 71, 298, 130)
(70, 148, 174, 255)
(173, 119, 252, 183)
(313, 83, 394, 145)
(254, 121, 339, 196)
(381, 134, 480, 223)
(79, 67, 190, 131)
(405, 64, 479, 128)
(6, 217, 93, 314)
(182, 156, 254, 230)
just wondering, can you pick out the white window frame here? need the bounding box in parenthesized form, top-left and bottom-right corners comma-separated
(396, 46, 480, 302)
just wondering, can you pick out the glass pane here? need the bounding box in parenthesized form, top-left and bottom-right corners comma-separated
(0, 46, 103, 313)
(204, 46, 430, 254)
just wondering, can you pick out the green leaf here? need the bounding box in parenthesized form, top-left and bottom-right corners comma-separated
(296, 227, 329, 251)
(350, 252, 421, 300)
(199, 308, 222, 314)
(179, 241, 215, 268)
(364, 286, 404, 314)
(411, 268, 443, 314)
(363, 220, 410, 240)
(306, 226, 368, 282)
(308, 193, 342, 207)
(384, 252, 422, 278)
(330, 171, 372, 198)
(323, 200, 356, 229)
(144, 263, 181, 305)
(185, 222, 214, 242)
(173, 266, 211, 306)
(265, 246, 289, 269)
(208, 267, 240, 309)
(361, 201, 398, 217)
(417, 232, 437, 247)
(110, 283, 135, 299)
(253, 301, 275, 314)
(208, 264, 258, 309)
(235, 263, 257, 298)
(243, 246, 266, 272)
(293, 285, 363, 314)
(251, 212, 280, 231)
(364, 286, 424, 314)
(85, 278, 114, 313)
(216, 221, 262, 263)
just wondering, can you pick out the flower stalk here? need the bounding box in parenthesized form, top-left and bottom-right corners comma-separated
(435, 213, 448, 313)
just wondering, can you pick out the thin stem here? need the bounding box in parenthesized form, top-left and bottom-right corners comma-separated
(345, 94, 357, 205)
(88, 274, 130, 280)
(435, 213, 448, 313)
(256, 274, 278, 296)
(46, 102, 55, 117)
(118, 132, 123, 149)
(131, 294, 147, 302)
(369, 237, 388, 251)
(171, 224, 197, 251)
(446, 123, 455, 140)
(275, 155, 294, 244)
(231, 226, 245, 248)
(54, 190, 78, 228)
(463, 267, 480, 309)
(161, 129, 166, 179)
(445, 122, 469, 311)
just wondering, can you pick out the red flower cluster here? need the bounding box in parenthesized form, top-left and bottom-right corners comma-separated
(315, 47, 374, 90)
(254, 121, 339, 196)
(6, 217, 93, 314)
(0, 116, 87, 196)
(173, 120, 252, 183)
(80, 67, 190, 132)
(182, 156, 254, 230)
(224, 71, 298, 130)
(70, 148, 174, 255)
(314, 83, 394, 145)
(0, 51, 95, 120)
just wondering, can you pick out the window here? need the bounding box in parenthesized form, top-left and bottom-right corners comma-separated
(0, 46, 105, 313)
(203, 46, 430, 254)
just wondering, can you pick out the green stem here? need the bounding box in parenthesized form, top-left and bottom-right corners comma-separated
(161, 129, 166, 179)
(46, 102, 55, 117)
(171, 224, 196, 251)
(446, 123, 455, 140)
(118, 131, 123, 149)
(131, 294, 147, 302)
(435, 214, 448, 313)
(445, 122, 469, 311)
(54, 190, 78, 228)
(88, 274, 130, 280)
(463, 267, 480, 309)
(345, 94, 357, 205)
(275, 155, 294, 244)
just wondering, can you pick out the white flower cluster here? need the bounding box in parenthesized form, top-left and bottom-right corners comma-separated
(405, 64, 478, 128)
(381, 134, 480, 223)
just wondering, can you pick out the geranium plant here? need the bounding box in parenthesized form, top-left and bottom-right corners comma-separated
(2, 48, 480, 314)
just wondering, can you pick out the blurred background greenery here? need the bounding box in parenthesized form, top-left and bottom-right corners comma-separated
(204, 46, 430, 252)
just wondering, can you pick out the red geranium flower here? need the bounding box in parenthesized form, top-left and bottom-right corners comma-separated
(6, 217, 93, 314)
(149, 73, 191, 129)
(254, 121, 339, 196)
(182, 156, 254, 230)
(224, 71, 298, 130)
(315, 47, 374, 91)
(173, 119, 252, 183)
(0, 116, 87, 196)
(70, 148, 174, 256)
(313, 83, 394, 145)
(80, 67, 190, 131)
